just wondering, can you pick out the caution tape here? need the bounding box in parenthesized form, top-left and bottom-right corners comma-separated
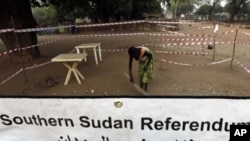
(218, 29, 236, 35)
(0, 28, 15, 33)
(147, 21, 201, 25)
(150, 32, 211, 37)
(24, 61, 52, 70)
(166, 29, 236, 37)
(236, 42, 250, 48)
(0, 61, 52, 86)
(156, 38, 212, 42)
(240, 31, 250, 36)
(102, 49, 125, 52)
(0, 35, 74, 57)
(155, 51, 213, 55)
(196, 26, 214, 30)
(76, 20, 145, 28)
(234, 59, 250, 74)
(1, 32, 139, 57)
(0, 30, 235, 58)
(147, 41, 234, 47)
(158, 24, 179, 28)
(0, 48, 19, 56)
(15, 25, 72, 33)
(75, 32, 146, 37)
(147, 44, 204, 50)
(149, 33, 186, 37)
(0, 68, 23, 86)
(0, 20, 203, 34)
(161, 58, 232, 67)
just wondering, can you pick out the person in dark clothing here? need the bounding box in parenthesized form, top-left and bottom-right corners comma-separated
(128, 46, 154, 91)
(70, 21, 76, 35)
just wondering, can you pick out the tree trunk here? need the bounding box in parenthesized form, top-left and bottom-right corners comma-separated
(0, 0, 41, 63)
(229, 9, 237, 22)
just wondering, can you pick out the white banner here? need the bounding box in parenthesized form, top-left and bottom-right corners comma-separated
(0, 98, 249, 141)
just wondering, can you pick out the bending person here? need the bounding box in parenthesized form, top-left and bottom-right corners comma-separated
(128, 46, 154, 91)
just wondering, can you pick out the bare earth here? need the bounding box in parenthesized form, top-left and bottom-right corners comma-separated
(1, 22, 250, 97)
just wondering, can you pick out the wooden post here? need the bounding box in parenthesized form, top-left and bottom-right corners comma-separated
(229, 28, 239, 70)
(212, 33, 216, 61)
(212, 23, 218, 61)
(159, 26, 164, 70)
(11, 16, 28, 82)
(202, 28, 205, 55)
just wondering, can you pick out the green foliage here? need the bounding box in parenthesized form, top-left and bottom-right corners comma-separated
(195, 5, 210, 16)
(175, 1, 194, 16)
(225, 0, 250, 21)
(50, 0, 93, 22)
(32, 5, 58, 26)
(131, 0, 162, 19)
(31, 0, 164, 22)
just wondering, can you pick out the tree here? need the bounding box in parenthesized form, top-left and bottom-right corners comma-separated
(207, 0, 221, 21)
(174, 1, 194, 18)
(32, 5, 58, 26)
(195, 0, 223, 21)
(93, 0, 133, 22)
(226, 0, 250, 22)
(49, 0, 93, 23)
(161, 0, 195, 20)
(0, 0, 41, 62)
(130, 0, 162, 19)
(0, 0, 166, 63)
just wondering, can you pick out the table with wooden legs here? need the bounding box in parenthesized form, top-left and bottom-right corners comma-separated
(75, 43, 102, 65)
(51, 53, 87, 85)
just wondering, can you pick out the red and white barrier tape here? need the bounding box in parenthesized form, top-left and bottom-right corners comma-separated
(219, 29, 236, 35)
(25, 61, 52, 70)
(102, 49, 125, 52)
(0, 28, 15, 33)
(76, 20, 145, 28)
(147, 41, 233, 47)
(166, 29, 236, 37)
(240, 31, 250, 36)
(15, 25, 72, 33)
(0, 48, 19, 56)
(161, 58, 232, 66)
(0, 20, 203, 34)
(0, 68, 23, 86)
(234, 59, 250, 74)
(149, 33, 186, 37)
(157, 38, 212, 42)
(0, 61, 52, 86)
(158, 24, 178, 28)
(76, 32, 146, 37)
(156, 51, 213, 55)
(0, 30, 235, 58)
(236, 42, 250, 48)
(149, 44, 204, 50)
(196, 26, 214, 30)
(148, 21, 201, 25)
(0, 35, 74, 57)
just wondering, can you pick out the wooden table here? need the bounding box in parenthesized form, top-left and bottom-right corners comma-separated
(75, 43, 102, 65)
(51, 53, 86, 85)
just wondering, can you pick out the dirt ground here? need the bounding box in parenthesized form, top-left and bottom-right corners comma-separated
(1, 22, 250, 97)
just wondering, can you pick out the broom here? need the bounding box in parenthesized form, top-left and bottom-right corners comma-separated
(124, 72, 148, 95)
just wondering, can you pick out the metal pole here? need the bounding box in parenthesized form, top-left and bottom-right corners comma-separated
(229, 28, 239, 70)
(11, 16, 28, 82)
